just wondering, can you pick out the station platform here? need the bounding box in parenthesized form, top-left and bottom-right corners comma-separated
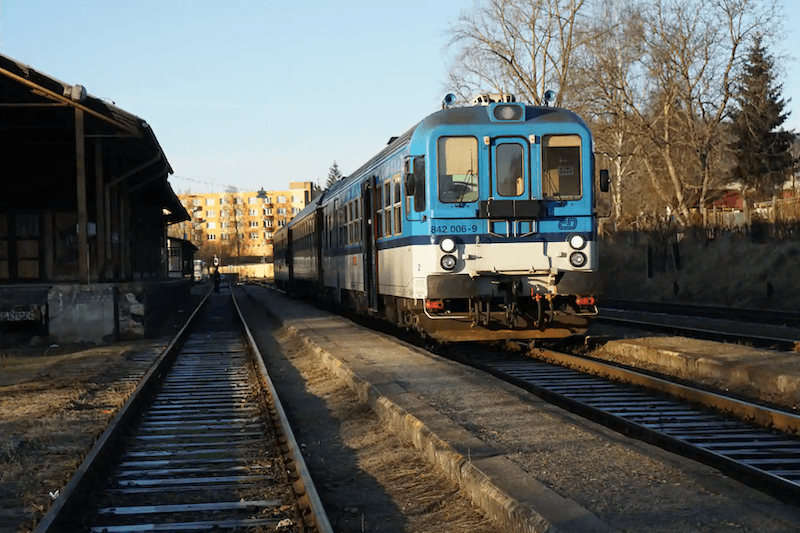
(596, 337, 800, 410)
(235, 284, 800, 533)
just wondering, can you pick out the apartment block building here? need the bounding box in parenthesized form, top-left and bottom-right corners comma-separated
(170, 181, 318, 263)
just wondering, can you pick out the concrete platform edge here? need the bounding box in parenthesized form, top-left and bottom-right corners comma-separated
(284, 323, 564, 533)
(250, 294, 614, 533)
(600, 339, 800, 409)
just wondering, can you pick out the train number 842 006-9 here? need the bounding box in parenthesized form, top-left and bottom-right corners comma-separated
(431, 224, 478, 234)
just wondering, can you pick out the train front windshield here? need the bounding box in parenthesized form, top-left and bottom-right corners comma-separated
(435, 133, 584, 203)
(437, 136, 479, 203)
(542, 134, 582, 200)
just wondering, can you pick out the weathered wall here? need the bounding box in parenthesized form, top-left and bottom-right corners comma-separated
(599, 231, 800, 310)
(48, 284, 116, 343)
(2, 278, 193, 344)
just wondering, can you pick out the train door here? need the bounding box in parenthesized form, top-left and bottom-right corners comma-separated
(322, 203, 331, 288)
(491, 137, 531, 199)
(361, 176, 379, 312)
(488, 137, 539, 236)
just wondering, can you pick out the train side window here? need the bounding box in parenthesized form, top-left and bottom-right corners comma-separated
(350, 201, 355, 245)
(347, 201, 353, 245)
(356, 198, 362, 243)
(375, 184, 383, 240)
(412, 156, 426, 212)
(393, 174, 402, 235)
(340, 205, 347, 244)
(438, 137, 479, 203)
(384, 180, 392, 237)
(542, 134, 582, 200)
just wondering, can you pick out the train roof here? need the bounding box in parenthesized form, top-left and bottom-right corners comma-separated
(345, 124, 419, 183)
(343, 103, 588, 183)
(284, 102, 590, 232)
(419, 103, 589, 130)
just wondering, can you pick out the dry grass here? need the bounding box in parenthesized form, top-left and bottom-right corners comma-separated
(275, 328, 499, 533)
(0, 342, 164, 533)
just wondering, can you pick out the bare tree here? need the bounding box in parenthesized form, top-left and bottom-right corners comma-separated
(578, 0, 647, 227)
(447, 0, 592, 106)
(219, 188, 244, 265)
(448, 0, 784, 228)
(631, 0, 781, 225)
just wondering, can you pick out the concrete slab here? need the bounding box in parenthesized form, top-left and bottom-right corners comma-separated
(596, 337, 800, 410)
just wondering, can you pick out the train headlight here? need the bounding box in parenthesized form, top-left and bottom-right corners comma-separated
(440, 254, 457, 271)
(568, 234, 586, 250)
(439, 237, 457, 253)
(493, 104, 524, 121)
(569, 251, 587, 268)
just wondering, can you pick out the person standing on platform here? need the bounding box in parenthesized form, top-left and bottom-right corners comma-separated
(213, 267, 221, 293)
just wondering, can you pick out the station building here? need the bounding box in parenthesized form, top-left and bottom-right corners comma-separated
(0, 53, 191, 344)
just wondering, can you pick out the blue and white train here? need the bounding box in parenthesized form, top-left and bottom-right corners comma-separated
(274, 93, 608, 343)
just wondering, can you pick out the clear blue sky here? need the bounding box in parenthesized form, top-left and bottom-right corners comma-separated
(1, 0, 798, 195)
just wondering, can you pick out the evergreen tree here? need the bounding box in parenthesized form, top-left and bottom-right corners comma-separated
(729, 35, 795, 201)
(326, 161, 343, 188)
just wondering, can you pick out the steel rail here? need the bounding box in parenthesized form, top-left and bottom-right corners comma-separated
(31, 289, 212, 533)
(532, 349, 800, 435)
(601, 299, 800, 326)
(450, 347, 800, 505)
(231, 286, 335, 533)
(32, 289, 332, 533)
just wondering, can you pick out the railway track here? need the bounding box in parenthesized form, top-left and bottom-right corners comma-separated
(449, 345, 800, 505)
(598, 299, 800, 348)
(32, 289, 332, 533)
(241, 281, 800, 504)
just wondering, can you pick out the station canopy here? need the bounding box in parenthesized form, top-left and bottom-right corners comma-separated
(0, 52, 187, 223)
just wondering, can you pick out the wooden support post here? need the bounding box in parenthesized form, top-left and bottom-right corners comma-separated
(75, 108, 89, 284)
(120, 192, 129, 280)
(107, 158, 117, 279)
(43, 210, 54, 280)
(95, 139, 106, 281)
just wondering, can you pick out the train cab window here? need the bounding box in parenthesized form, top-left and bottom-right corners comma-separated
(542, 135, 582, 200)
(438, 137, 479, 203)
(496, 143, 525, 197)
